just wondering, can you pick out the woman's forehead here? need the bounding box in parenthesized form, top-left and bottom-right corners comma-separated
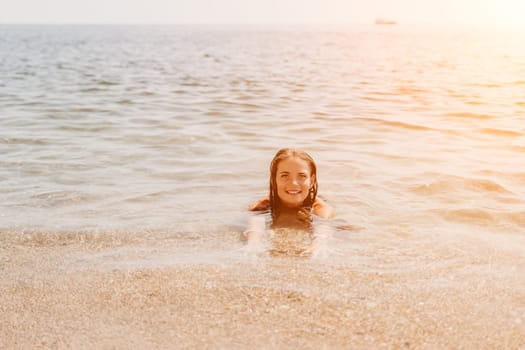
(277, 157, 311, 173)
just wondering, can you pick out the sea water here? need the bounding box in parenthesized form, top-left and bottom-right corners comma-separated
(1, 24, 525, 261)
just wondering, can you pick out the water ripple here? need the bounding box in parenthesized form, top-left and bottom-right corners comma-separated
(1, 24, 524, 235)
(410, 176, 511, 195)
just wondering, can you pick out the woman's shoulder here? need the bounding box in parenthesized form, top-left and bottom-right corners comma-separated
(313, 197, 335, 219)
(249, 196, 334, 218)
(248, 196, 270, 211)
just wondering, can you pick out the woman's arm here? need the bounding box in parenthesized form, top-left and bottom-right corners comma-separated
(248, 196, 270, 211)
(241, 197, 269, 247)
(312, 197, 335, 219)
(240, 213, 267, 251)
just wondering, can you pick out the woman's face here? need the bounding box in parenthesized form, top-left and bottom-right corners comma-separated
(275, 156, 315, 208)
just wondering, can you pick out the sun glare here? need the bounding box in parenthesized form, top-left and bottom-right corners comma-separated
(476, 0, 525, 28)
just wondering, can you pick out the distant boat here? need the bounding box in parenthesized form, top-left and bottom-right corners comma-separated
(375, 18, 397, 25)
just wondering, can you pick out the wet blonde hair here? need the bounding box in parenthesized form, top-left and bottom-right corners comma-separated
(269, 148, 318, 220)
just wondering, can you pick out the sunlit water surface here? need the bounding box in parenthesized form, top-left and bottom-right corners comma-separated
(1, 24, 525, 266)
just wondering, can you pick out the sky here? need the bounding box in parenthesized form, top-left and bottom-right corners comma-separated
(0, 0, 524, 28)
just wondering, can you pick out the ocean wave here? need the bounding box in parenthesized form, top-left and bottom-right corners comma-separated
(97, 80, 119, 86)
(0, 229, 155, 248)
(464, 100, 484, 106)
(211, 99, 264, 110)
(57, 124, 115, 133)
(505, 211, 525, 228)
(479, 128, 522, 137)
(430, 208, 496, 225)
(510, 172, 525, 185)
(409, 176, 511, 196)
(30, 190, 101, 207)
(0, 137, 49, 145)
(472, 83, 501, 88)
(123, 190, 175, 203)
(445, 112, 495, 120)
(396, 86, 428, 95)
(355, 117, 432, 131)
(0, 228, 239, 249)
(116, 99, 133, 105)
(430, 208, 525, 230)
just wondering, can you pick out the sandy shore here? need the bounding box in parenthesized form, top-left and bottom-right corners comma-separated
(1, 230, 524, 349)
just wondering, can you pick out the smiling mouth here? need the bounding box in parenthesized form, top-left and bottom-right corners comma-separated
(285, 190, 302, 195)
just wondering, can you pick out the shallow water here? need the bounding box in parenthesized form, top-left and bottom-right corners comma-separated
(1, 24, 525, 259)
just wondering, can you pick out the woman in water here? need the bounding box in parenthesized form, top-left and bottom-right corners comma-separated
(243, 148, 334, 247)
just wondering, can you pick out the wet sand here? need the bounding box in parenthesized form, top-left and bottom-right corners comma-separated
(1, 230, 525, 349)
